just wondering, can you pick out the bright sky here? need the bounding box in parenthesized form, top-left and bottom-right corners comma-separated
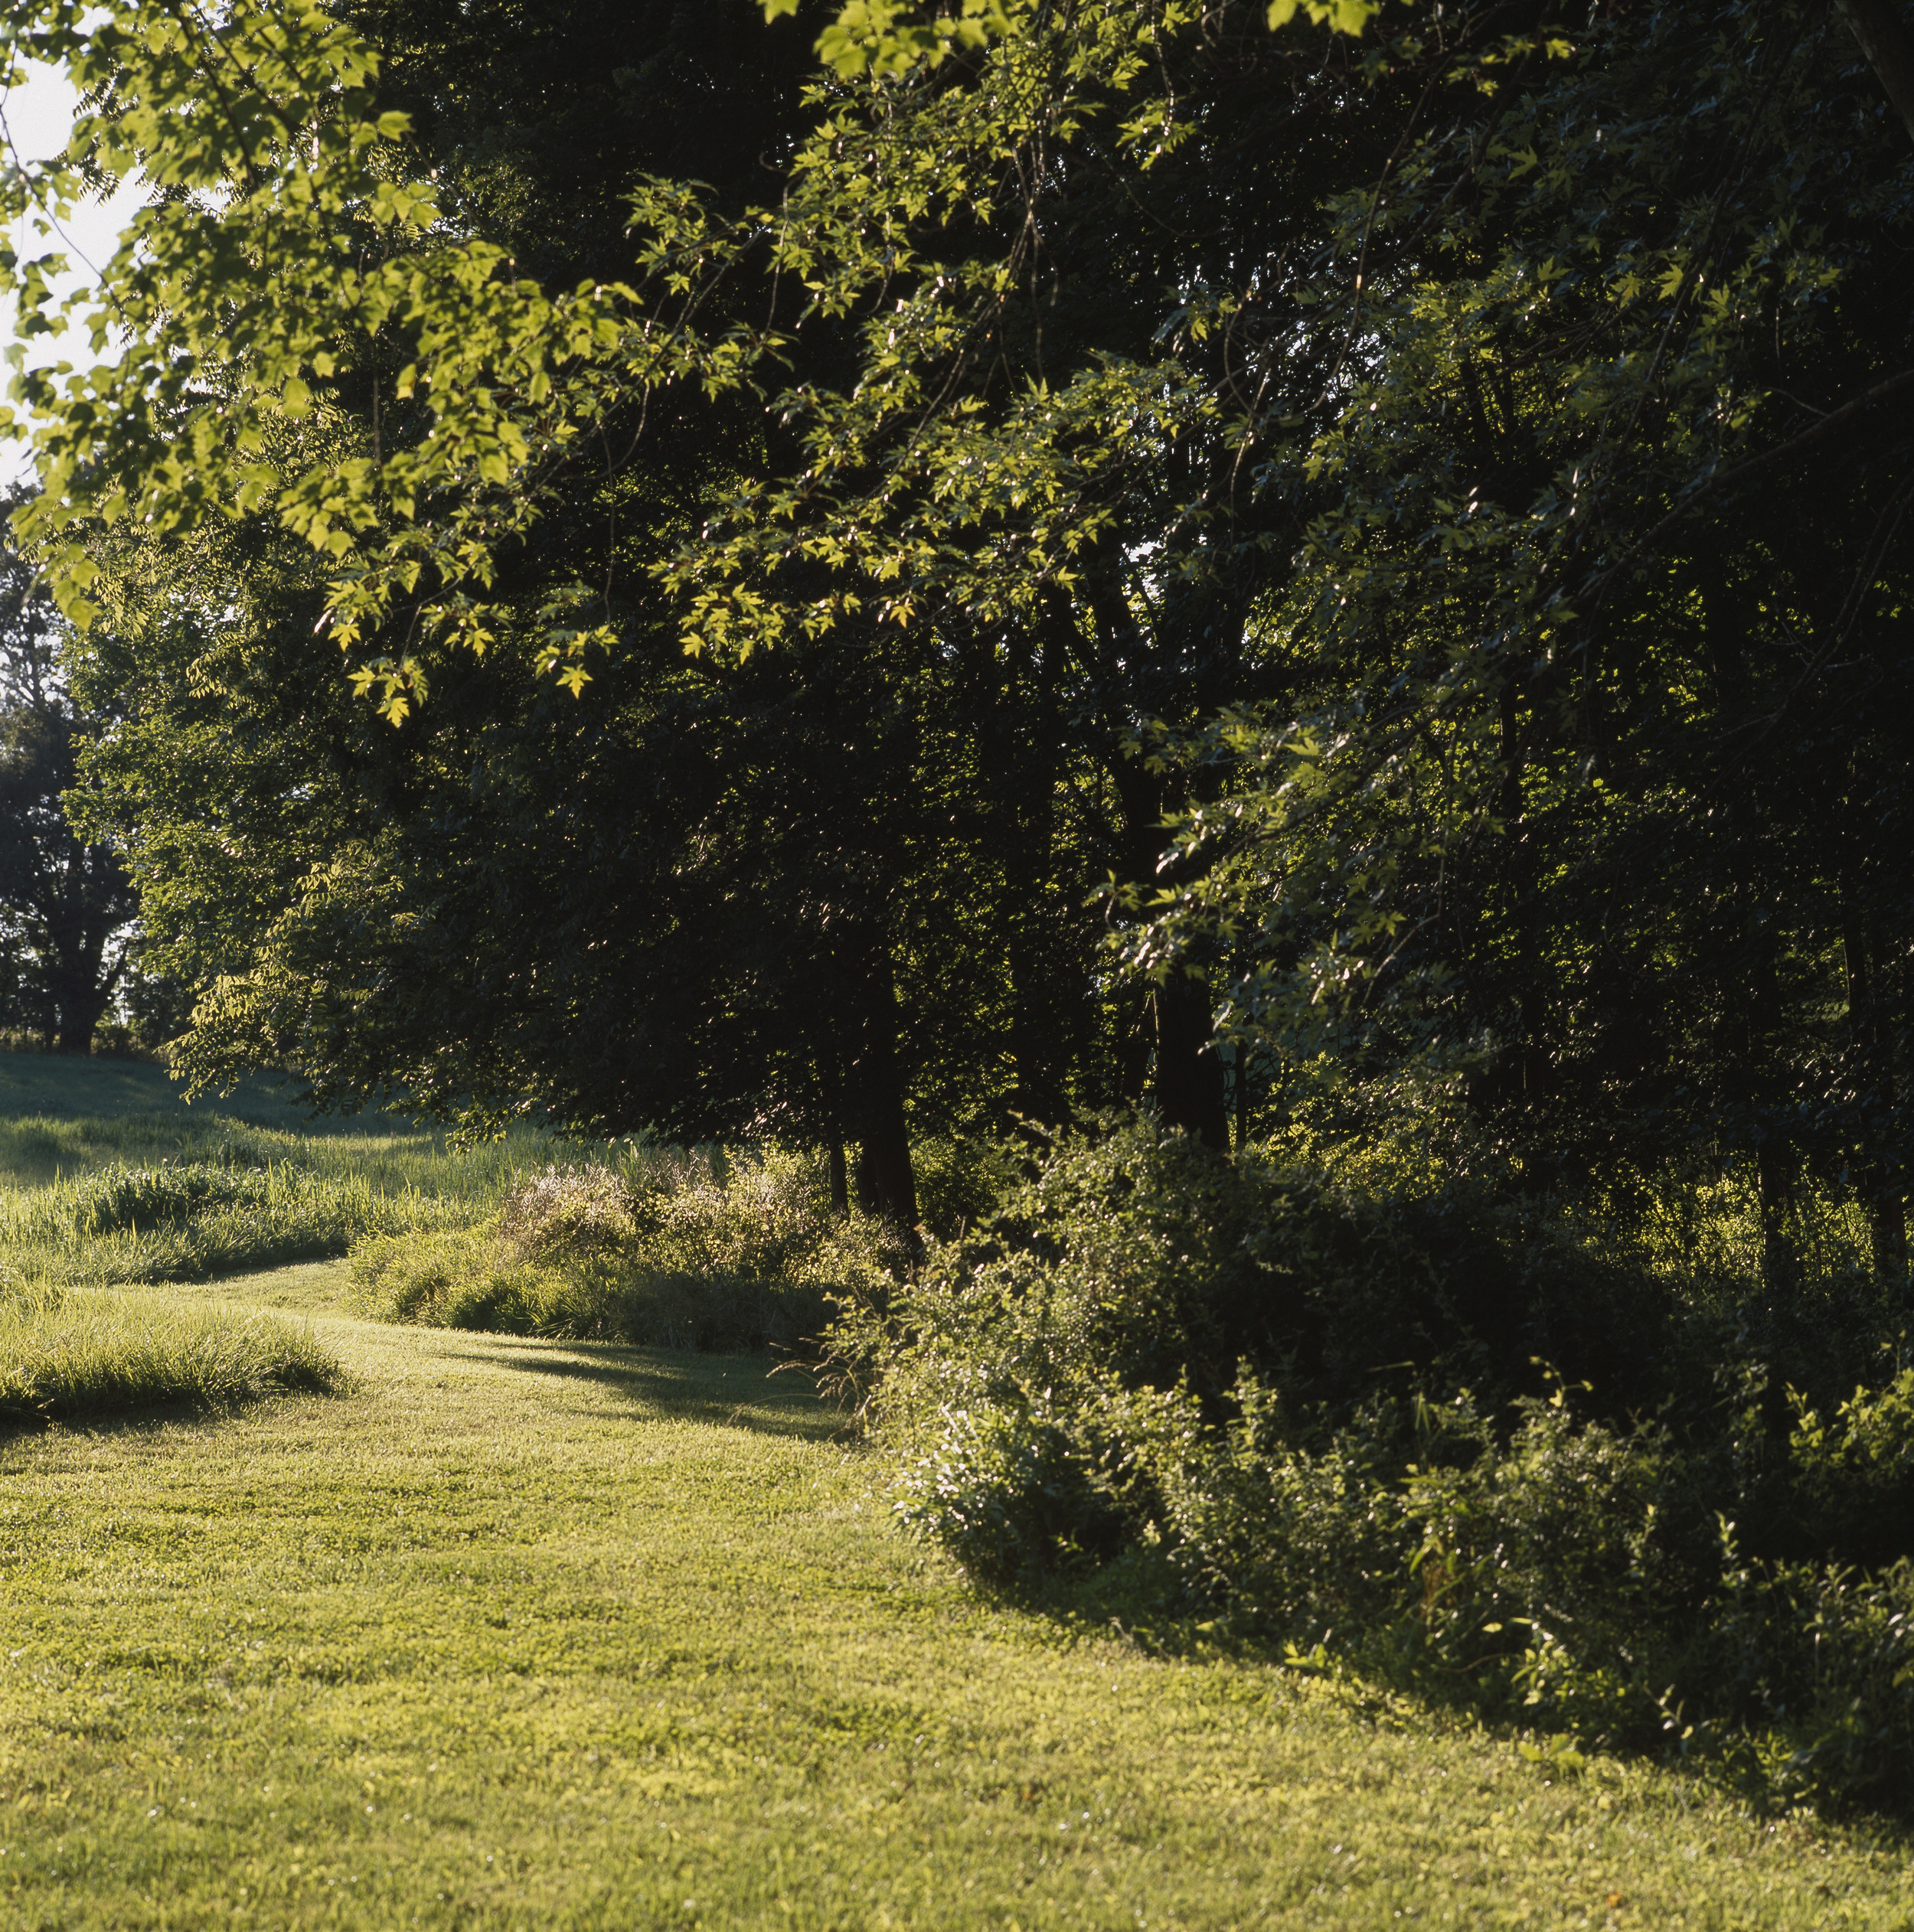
(0, 57, 145, 487)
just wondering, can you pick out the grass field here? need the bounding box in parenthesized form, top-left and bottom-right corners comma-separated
(0, 1054, 361, 1134)
(0, 1057, 1911, 1926)
(0, 1053, 542, 1287)
(0, 1263, 1909, 1929)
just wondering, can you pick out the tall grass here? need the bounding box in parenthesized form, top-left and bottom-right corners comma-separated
(350, 1144, 901, 1353)
(0, 1111, 552, 1284)
(0, 1278, 349, 1427)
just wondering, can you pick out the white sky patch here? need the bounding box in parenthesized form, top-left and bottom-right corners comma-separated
(2, 57, 145, 488)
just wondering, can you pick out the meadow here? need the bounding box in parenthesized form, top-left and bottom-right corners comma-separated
(0, 1056, 1911, 1927)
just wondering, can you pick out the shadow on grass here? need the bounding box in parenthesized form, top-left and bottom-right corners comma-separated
(0, 1373, 353, 1444)
(965, 1552, 1914, 1840)
(439, 1340, 845, 1442)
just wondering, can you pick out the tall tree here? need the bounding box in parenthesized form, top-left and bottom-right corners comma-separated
(0, 492, 139, 1052)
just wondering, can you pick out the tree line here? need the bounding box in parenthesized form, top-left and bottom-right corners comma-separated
(1, 0, 1907, 1276)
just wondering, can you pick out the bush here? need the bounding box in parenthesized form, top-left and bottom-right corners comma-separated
(0, 1276, 351, 1427)
(865, 1118, 1914, 1815)
(855, 1118, 1668, 1444)
(351, 1145, 901, 1353)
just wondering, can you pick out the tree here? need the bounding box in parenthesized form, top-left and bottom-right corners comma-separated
(0, 491, 139, 1052)
(48, 0, 1128, 1224)
(11, 0, 1909, 1286)
(1129, 0, 1914, 1283)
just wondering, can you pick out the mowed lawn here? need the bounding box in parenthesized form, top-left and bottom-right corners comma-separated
(1, 1265, 1910, 1930)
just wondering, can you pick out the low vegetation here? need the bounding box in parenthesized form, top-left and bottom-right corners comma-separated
(0, 1276, 347, 1427)
(348, 1146, 900, 1353)
(0, 1059, 1909, 1932)
(0, 1088, 537, 1286)
(4, 1274, 1910, 1930)
(845, 1121, 1914, 1818)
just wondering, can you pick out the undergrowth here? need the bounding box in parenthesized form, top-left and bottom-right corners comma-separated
(349, 1144, 901, 1353)
(845, 1118, 1914, 1819)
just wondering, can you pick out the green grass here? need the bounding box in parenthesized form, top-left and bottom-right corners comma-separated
(0, 1052, 374, 1134)
(0, 1064, 1909, 1923)
(0, 1280, 348, 1428)
(1, 1265, 1910, 1929)
(0, 1051, 554, 1285)
(0, 1143, 527, 1286)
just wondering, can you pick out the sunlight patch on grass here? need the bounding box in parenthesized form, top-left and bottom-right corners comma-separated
(0, 1299, 1908, 1929)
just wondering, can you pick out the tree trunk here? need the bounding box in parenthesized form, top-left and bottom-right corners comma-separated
(1500, 675, 1546, 1107)
(1836, 0, 1914, 148)
(54, 983, 109, 1055)
(827, 1135, 849, 1218)
(1153, 977, 1230, 1149)
(1756, 1134, 1798, 1299)
(1842, 848, 1908, 1286)
(847, 945, 919, 1237)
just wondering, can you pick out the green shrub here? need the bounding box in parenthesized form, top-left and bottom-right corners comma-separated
(911, 1133, 1029, 1240)
(867, 1118, 1914, 1815)
(79, 1160, 280, 1232)
(856, 1118, 1667, 1450)
(0, 1277, 350, 1427)
(895, 1366, 1914, 1810)
(893, 1395, 1128, 1588)
(351, 1146, 900, 1353)
(1779, 1370, 1914, 1570)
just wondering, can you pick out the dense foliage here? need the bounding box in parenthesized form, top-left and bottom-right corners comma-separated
(6, 0, 1913, 1813)
(862, 1120, 1914, 1811)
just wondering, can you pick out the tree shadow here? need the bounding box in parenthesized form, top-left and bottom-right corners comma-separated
(438, 1340, 847, 1441)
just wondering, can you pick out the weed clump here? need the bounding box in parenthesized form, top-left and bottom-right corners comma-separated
(350, 1146, 899, 1353)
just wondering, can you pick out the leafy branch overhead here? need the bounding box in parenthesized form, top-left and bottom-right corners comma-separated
(9, 0, 1914, 1193)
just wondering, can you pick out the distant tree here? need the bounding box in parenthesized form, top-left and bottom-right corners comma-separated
(0, 491, 139, 1052)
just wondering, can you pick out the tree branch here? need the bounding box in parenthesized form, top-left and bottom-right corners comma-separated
(1834, 0, 1914, 148)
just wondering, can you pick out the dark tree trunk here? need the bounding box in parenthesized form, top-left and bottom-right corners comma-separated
(1153, 977, 1229, 1149)
(827, 1135, 849, 1219)
(1003, 772, 1070, 1131)
(52, 974, 110, 1054)
(1114, 985, 1151, 1108)
(1842, 844, 1907, 1286)
(1500, 676, 1546, 1106)
(991, 610, 1075, 1133)
(817, 1032, 851, 1216)
(1756, 1134, 1798, 1298)
(847, 945, 919, 1236)
(1837, 0, 1914, 148)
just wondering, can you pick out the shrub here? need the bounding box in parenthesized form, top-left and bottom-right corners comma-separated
(857, 1118, 1668, 1450)
(0, 1276, 351, 1427)
(351, 1145, 900, 1353)
(497, 1161, 634, 1258)
(866, 1118, 1914, 1815)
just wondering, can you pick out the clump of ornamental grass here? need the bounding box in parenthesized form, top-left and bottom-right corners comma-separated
(0, 1275, 351, 1428)
(349, 1145, 900, 1353)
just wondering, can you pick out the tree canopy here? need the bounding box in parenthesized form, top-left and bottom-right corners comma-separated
(4, 0, 1909, 1259)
